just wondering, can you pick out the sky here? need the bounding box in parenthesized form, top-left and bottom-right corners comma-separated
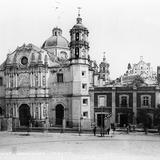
(0, 0, 160, 79)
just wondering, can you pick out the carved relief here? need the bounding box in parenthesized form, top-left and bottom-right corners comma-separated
(19, 88, 29, 97)
(18, 73, 30, 87)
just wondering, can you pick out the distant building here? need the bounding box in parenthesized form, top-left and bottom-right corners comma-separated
(121, 56, 157, 85)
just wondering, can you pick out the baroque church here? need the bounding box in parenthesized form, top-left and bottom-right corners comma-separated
(0, 11, 160, 130)
(0, 12, 109, 129)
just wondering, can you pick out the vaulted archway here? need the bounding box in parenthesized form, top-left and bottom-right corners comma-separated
(55, 104, 64, 126)
(19, 104, 30, 126)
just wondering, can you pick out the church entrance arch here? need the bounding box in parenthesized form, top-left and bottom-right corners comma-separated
(19, 104, 31, 126)
(55, 104, 64, 126)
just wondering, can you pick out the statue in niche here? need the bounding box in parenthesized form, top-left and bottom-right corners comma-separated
(35, 74, 38, 87)
(43, 104, 48, 117)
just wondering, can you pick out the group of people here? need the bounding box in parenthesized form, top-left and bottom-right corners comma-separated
(92, 122, 115, 136)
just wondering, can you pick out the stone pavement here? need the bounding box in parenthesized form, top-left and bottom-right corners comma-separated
(0, 131, 160, 160)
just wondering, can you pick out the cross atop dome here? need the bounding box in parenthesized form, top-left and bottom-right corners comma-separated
(77, 7, 81, 17)
(103, 52, 106, 61)
(76, 7, 82, 24)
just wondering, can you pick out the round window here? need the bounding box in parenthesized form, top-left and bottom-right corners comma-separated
(21, 57, 28, 65)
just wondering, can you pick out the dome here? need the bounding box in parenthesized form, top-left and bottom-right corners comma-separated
(42, 27, 69, 49)
(43, 36, 69, 48)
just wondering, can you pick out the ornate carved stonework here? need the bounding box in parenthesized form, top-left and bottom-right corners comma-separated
(35, 73, 38, 87)
(43, 104, 48, 117)
(42, 75, 46, 86)
(19, 88, 29, 97)
(18, 73, 30, 87)
(35, 106, 39, 119)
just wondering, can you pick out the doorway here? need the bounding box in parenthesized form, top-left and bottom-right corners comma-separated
(97, 114, 105, 128)
(120, 114, 128, 127)
(19, 104, 30, 126)
(55, 104, 64, 126)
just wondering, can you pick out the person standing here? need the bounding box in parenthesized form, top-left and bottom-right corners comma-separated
(93, 125, 97, 136)
(104, 116, 111, 135)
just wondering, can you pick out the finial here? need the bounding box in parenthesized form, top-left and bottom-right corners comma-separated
(103, 52, 106, 61)
(77, 7, 81, 17)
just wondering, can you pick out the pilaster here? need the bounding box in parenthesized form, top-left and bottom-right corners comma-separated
(112, 87, 116, 123)
(133, 86, 137, 124)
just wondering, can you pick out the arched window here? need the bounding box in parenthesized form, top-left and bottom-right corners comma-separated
(75, 47, 79, 58)
(76, 32, 79, 41)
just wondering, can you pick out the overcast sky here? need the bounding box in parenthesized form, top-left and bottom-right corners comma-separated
(0, 0, 160, 79)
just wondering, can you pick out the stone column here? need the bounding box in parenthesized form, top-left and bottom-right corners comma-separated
(112, 87, 116, 124)
(38, 72, 41, 87)
(133, 87, 137, 124)
(31, 103, 33, 118)
(15, 74, 18, 88)
(39, 103, 41, 120)
(13, 104, 15, 117)
(8, 74, 10, 88)
(33, 103, 35, 119)
(32, 73, 35, 87)
(30, 73, 32, 87)
(16, 104, 18, 118)
(41, 103, 43, 119)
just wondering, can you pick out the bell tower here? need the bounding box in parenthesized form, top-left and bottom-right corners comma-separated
(69, 8, 91, 128)
(69, 7, 89, 64)
(99, 52, 110, 83)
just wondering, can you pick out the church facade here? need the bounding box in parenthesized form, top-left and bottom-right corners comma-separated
(0, 13, 101, 129)
(0, 13, 160, 130)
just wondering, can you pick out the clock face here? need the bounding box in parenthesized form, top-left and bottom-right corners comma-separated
(21, 56, 28, 65)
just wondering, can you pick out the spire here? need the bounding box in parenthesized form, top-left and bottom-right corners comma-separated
(78, 7, 81, 17)
(76, 7, 82, 24)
